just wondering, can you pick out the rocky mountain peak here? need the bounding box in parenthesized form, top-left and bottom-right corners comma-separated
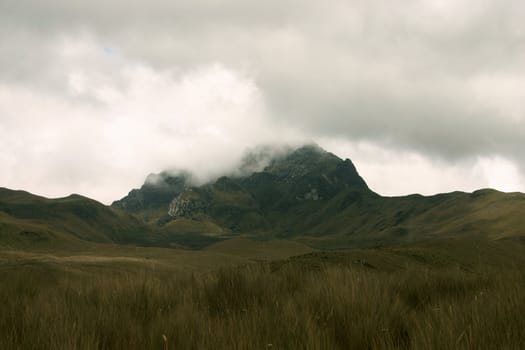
(264, 144, 340, 178)
(112, 144, 370, 229)
(112, 171, 192, 212)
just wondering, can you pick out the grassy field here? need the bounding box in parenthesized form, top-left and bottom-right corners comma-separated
(1, 237, 525, 349)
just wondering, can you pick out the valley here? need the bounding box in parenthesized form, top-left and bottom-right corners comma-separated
(1, 144, 525, 349)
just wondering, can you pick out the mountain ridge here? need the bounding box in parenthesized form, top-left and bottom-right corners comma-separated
(0, 187, 157, 247)
(111, 144, 525, 248)
(1, 144, 525, 249)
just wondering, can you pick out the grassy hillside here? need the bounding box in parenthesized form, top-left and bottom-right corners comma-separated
(205, 237, 314, 260)
(0, 188, 156, 248)
(299, 188, 525, 249)
(1, 236, 524, 349)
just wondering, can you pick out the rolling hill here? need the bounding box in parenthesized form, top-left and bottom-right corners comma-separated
(0, 188, 156, 248)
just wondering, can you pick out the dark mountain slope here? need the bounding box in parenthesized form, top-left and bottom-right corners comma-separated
(113, 144, 525, 248)
(125, 145, 372, 237)
(301, 189, 525, 248)
(112, 172, 191, 213)
(0, 188, 155, 247)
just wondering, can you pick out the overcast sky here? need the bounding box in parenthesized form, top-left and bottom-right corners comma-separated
(1, 0, 524, 204)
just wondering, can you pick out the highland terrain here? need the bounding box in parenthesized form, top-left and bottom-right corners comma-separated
(1, 144, 525, 349)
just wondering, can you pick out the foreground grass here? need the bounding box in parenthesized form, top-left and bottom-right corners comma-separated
(1, 253, 525, 350)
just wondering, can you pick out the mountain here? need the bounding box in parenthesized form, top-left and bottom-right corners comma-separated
(1, 144, 524, 250)
(0, 188, 155, 248)
(113, 145, 371, 236)
(113, 144, 525, 248)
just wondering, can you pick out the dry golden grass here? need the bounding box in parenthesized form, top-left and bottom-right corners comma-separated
(205, 237, 314, 260)
(1, 238, 525, 349)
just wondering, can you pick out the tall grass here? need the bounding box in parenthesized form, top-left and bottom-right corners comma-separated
(1, 260, 524, 349)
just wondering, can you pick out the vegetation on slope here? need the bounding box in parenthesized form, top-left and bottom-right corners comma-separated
(1, 237, 524, 349)
(0, 188, 155, 247)
(112, 144, 525, 248)
(2, 144, 525, 249)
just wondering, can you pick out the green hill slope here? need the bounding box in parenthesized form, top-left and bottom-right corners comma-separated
(0, 188, 155, 248)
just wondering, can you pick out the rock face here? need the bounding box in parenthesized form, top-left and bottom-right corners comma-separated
(168, 190, 208, 218)
(112, 172, 191, 212)
(301, 188, 320, 201)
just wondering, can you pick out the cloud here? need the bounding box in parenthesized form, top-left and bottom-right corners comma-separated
(1, 0, 524, 202)
(318, 138, 525, 196)
(0, 36, 303, 202)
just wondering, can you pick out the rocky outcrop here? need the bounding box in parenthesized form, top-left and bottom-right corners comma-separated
(112, 172, 191, 212)
(303, 188, 320, 201)
(168, 190, 208, 218)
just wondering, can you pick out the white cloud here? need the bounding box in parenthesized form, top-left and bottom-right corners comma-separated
(0, 36, 302, 203)
(475, 156, 525, 192)
(318, 138, 525, 196)
(1, 0, 525, 202)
